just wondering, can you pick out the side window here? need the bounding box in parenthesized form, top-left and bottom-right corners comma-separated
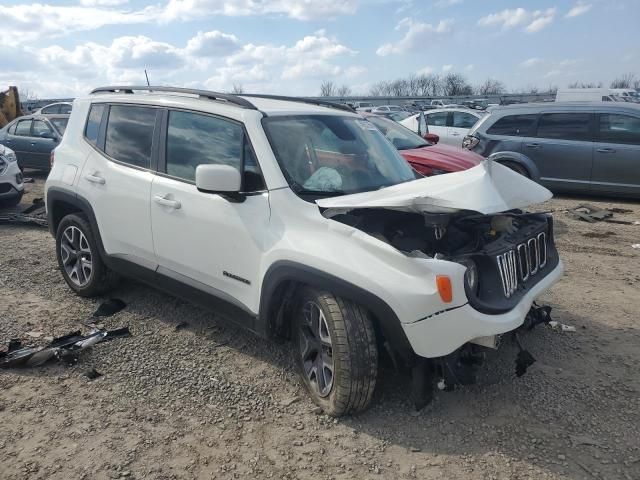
(41, 105, 56, 114)
(59, 104, 72, 114)
(105, 105, 156, 168)
(537, 113, 591, 141)
(15, 120, 32, 136)
(452, 112, 478, 129)
(7, 122, 17, 135)
(32, 120, 52, 137)
(85, 104, 105, 146)
(602, 96, 612, 102)
(166, 110, 242, 182)
(486, 114, 537, 136)
(599, 114, 640, 145)
(426, 112, 448, 127)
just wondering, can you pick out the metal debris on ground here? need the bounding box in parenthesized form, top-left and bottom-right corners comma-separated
(566, 204, 633, 225)
(632, 244, 640, 249)
(0, 197, 48, 227)
(548, 321, 577, 332)
(0, 326, 131, 369)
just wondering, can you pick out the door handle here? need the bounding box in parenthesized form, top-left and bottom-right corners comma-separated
(526, 143, 540, 149)
(85, 174, 105, 185)
(596, 148, 616, 154)
(30, 142, 36, 146)
(451, 132, 461, 136)
(154, 195, 181, 209)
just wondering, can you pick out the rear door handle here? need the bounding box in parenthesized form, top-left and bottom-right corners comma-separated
(85, 174, 105, 185)
(526, 143, 540, 149)
(596, 148, 616, 153)
(154, 195, 181, 209)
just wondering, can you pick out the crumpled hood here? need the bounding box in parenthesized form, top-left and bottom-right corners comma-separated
(316, 160, 552, 215)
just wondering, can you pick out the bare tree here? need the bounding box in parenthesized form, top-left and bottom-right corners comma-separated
(476, 78, 506, 96)
(369, 80, 392, 96)
(568, 81, 602, 88)
(441, 73, 473, 96)
(611, 73, 636, 89)
(416, 74, 441, 96)
(230, 83, 244, 94)
(336, 85, 352, 96)
(320, 80, 337, 97)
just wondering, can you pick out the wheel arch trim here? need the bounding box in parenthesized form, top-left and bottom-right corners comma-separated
(488, 151, 540, 182)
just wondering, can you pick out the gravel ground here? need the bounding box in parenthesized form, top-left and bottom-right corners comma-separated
(1, 172, 639, 480)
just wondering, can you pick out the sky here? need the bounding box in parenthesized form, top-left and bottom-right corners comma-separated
(1, 0, 639, 99)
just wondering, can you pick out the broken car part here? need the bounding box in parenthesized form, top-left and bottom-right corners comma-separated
(0, 198, 47, 227)
(0, 326, 131, 369)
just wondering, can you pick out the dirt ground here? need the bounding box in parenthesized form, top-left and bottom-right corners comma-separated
(1, 172, 639, 480)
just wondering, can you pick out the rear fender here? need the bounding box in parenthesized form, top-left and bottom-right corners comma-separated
(488, 151, 540, 182)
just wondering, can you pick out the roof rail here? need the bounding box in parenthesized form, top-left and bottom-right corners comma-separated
(241, 94, 355, 113)
(89, 86, 257, 110)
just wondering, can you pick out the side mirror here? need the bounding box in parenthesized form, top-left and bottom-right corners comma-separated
(195, 164, 242, 200)
(424, 133, 439, 144)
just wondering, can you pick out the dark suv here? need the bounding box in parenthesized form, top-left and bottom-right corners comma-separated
(463, 102, 640, 197)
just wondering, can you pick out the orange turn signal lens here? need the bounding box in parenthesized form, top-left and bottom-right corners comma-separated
(436, 275, 453, 303)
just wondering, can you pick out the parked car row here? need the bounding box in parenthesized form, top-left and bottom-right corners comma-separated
(400, 108, 485, 147)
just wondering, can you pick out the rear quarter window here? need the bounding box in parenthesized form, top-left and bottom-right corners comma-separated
(486, 114, 537, 136)
(85, 104, 105, 146)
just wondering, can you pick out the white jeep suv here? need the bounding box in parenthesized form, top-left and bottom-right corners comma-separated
(45, 86, 563, 415)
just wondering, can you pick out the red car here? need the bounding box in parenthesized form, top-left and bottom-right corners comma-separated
(364, 114, 482, 176)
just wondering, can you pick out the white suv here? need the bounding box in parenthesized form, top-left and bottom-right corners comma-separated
(0, 144, 24, 206)
(45, 86, 563, 415)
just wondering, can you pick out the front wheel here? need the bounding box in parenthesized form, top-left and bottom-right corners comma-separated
(500, 160, 530, 178)
(294, 287, 378, 416)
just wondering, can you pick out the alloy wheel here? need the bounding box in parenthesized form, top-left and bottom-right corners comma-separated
(299, 301, 335, 397)
(60, 226, 93, 287)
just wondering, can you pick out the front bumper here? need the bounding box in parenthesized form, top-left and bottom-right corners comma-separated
(401, 260, 564, 358)
(0, 161, 24, 200)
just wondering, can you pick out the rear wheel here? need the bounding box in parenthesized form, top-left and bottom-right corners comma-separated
(500, 161, 530, 178)
(294, 287, 378, 416)
(55, 213, 119, 297)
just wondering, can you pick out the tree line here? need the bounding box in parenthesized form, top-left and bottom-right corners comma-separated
(318, 72, 640, 97)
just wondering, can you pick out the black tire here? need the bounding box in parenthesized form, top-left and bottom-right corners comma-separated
(0, 192, 23, 207)
(500, 161, 530, 178)
(55, 213, 119, 297)
(294, 287, 378, 416)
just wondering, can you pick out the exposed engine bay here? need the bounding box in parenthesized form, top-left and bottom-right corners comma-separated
(329, 207, 547, 258)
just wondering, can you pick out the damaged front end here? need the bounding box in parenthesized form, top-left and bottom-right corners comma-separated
(317, 162, 563, 409)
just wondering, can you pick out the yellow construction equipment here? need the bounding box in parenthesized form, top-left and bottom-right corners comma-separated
(0, 86, 23, 128)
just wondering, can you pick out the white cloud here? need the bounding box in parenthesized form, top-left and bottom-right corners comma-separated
(161, 0, 357, 21)
(418, 66, 434, 75)
(566, 2, 592, 18)
(442, 64, 453, 72)
(525, 8, 556, 33)
(376, 17, 453, 56)
(185, 31, 241, 57)
(0, 3, 156, 44)
(478, 7, 556, 33)
(544, 69, 561, 78)
(4, 29, 359, 97)
(520, 57, 542, 68)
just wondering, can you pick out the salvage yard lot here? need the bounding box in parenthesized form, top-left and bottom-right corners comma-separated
(1, 173, 639, 480)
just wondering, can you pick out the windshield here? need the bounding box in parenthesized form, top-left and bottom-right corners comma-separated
(366, 115, 430, 150)
(50, 117, 69, 135)
(263, 115, 416, 195)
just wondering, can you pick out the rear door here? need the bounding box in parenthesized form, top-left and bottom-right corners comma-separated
(426, 111, 450, 144)
(77, 103, 158, 268)
(525, 111, 594, 192)
(449, 111, 479, 147)
(591, 112, 640, 196)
